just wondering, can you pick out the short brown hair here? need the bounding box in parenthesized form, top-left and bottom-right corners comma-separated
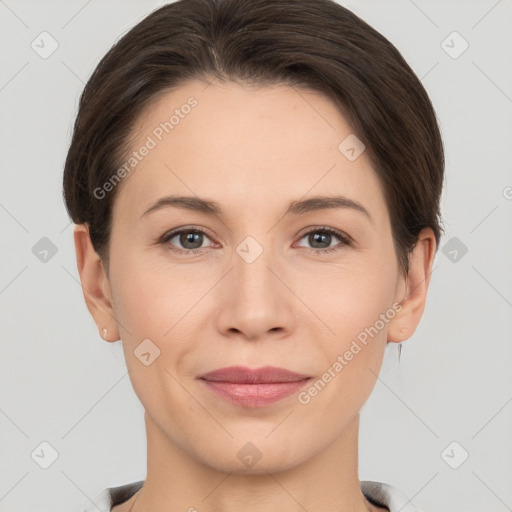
(62, 0, 445, 275)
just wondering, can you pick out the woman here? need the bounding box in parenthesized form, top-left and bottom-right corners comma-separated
(63, 0, 444, 510)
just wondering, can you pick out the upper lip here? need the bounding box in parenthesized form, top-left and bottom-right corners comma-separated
(198, 366, 311, 384)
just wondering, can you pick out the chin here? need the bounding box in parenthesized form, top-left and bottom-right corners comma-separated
(195, 438, 311, 476)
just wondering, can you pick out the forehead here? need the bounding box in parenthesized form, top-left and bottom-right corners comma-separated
(113, 79, 387, 225)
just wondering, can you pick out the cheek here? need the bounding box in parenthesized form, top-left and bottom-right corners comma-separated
(109, 253, 220, 398)
(110, 252, 208, 342)
(296, 254, 397, 404)
(111, 237, 398, 357)
(295, 254, 398, 344)
(109, 260, 200, 421)
(295, 269, 394, 434)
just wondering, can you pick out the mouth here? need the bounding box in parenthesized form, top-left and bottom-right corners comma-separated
(197, 366, 312, 408)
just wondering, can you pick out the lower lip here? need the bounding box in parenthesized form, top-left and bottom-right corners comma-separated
(200, 379, 311, 408)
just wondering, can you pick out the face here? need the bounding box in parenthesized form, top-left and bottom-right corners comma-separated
(89, 79, 413, 473)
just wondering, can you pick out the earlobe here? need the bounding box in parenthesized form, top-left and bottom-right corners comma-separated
(73, 224, 120, 342)
(387, 227, 437, 343)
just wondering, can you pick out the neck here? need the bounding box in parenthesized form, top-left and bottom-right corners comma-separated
(126, 411, 379, 512)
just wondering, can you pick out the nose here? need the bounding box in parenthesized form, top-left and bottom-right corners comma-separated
(215, 241, 297, 342)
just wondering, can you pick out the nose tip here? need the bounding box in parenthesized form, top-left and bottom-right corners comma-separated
(216, 250, 296, 342)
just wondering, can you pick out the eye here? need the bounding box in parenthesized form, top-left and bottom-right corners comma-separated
(159, 227, 216, 255)
(295, 226, 352, 254)
(158, 225, 352, 256)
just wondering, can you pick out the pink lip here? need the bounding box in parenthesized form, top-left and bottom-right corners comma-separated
(198, 366, 311, 408)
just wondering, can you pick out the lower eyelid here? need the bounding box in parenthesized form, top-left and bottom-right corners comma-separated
(163, 229, 214, 250)
(161, 227, 350, 252)
(296, 228, 351, 247)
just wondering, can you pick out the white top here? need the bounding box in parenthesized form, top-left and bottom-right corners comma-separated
(78, 480, 424, 511)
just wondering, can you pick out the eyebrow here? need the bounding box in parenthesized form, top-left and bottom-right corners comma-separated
(140, 194, 372, 223)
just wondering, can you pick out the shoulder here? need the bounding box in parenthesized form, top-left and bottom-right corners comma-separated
(78, 479, 422, 512)
(77, 480, 144, 512)
(361, 480, 425, 512)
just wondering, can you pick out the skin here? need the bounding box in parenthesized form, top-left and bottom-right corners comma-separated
(74, 79, 436, 512)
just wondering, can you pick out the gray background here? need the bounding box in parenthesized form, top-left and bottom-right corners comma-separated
(1, 0, 511, 510)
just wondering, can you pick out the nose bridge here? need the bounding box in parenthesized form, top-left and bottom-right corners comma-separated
(232, 233, 278, 298)
(214, 231, 296, 340)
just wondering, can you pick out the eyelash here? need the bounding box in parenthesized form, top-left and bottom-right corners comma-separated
(158, 226, 352, 256)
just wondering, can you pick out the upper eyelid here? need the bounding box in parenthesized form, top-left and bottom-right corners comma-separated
(297, 225, 349, 239)
(295, 227, 352, 248)
(162, 225, 350, 247)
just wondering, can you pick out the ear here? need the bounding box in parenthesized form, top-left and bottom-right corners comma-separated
(387, 227, 437, 343)
(73, 224, 120, 342)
